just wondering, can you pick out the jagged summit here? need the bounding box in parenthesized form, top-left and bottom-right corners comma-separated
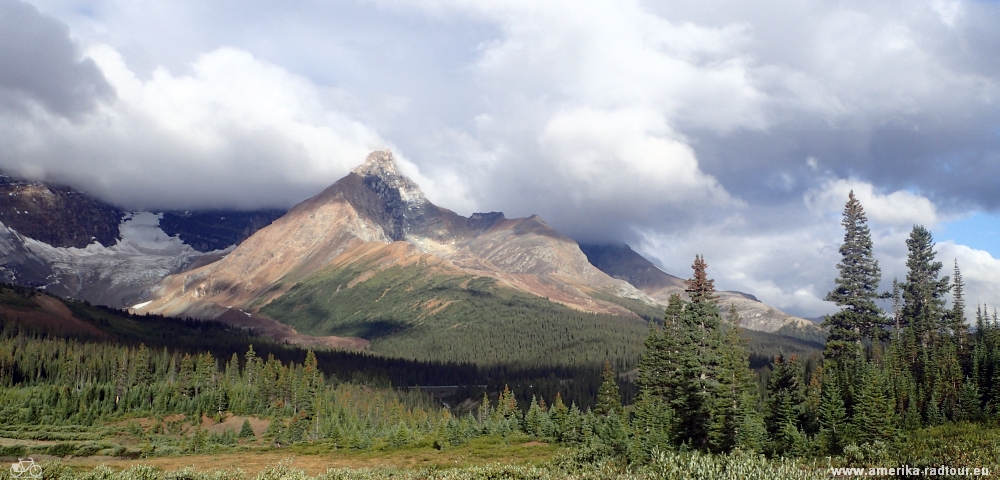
(352, 150, 398, 177)
(351, 150, 425, 206)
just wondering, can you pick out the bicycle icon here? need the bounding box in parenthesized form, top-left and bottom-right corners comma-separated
(10, 458, 41, 479)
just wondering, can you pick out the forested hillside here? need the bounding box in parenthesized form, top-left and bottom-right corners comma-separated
(261, 262, 650, 367)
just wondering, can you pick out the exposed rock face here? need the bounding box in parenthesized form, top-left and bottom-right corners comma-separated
(0, 173, 285, 308)
(159, 210, 286, 252)
(140, 150, 654, 320)
(0, 173, 124, 248)
(580, 243, 823, 334)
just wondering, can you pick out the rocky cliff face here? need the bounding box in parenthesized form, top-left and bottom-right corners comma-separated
(0, 173, 124, 248)
(0, 174, 284, 308)
(159, 210, 286, 252)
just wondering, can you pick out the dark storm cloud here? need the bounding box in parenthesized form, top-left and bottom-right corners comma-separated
(0, 0, 113, 117)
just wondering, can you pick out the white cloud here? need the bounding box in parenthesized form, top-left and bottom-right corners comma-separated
(805, 178, 939, 228)
(938, 242, 1000, 314)
(8, 0, 1000, 320)
(0, 44, 393, 210)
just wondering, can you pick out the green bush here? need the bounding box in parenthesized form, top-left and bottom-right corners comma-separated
(0, 444, 26, 457)
(44, 442, 78, 457)
(74, 443, 103, 457)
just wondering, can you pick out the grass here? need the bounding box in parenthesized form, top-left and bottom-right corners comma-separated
(50, 437, 565, 476)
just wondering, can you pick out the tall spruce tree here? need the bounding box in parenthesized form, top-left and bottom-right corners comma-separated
(902, 226, 950, 347)
(951, 260, 971, 370)
(902, 225, 958, 420)
(824, 191, 885, 362)
(674, 255, 723, 450)
(636, 256, 727, 451)
(709, 303, 755, 452)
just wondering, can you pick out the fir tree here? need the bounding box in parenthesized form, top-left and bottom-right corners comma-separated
(902, 225, 950, 347)
(594, 361, 623, 417)
(766, 354, 804, 455)
(818, 374, 849, 454)
(824, 191, 885, 362)
(851, 361, 897, 444)
(239, 418, 255, 438)
(637, 294, 684, 401)
(951, 260, 971, 369)
(634, 256, 728, 452)
(673, 255, 723, 450)
(709, 303, 755, 452)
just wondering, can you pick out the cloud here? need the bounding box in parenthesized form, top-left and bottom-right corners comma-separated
(0, 44, 390, 210)
(9, 0, 1000, 318)
(805, 178, 939, 228)
(0, 0, 113, 117)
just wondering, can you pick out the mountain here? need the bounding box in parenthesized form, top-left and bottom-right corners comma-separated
(1, 152, 824, 363)
(0, 173, 284, 308)
(135, 151, 656, 365)
(580, 243, 825, 339)
(134, 150, 824, 364)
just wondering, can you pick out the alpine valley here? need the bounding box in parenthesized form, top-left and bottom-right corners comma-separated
(0, 151, 823, 368)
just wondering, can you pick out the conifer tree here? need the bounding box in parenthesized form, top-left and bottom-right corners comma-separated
(733, 391, 767, 453)
(673, 255, 723, 450)
(951, 260, 970, 368)
(902, 225, 958, 418)
(239, 418, 255, 438)
(637, 294, 684, 401)
(594, 361, 623, 417)
(824, 191, 885, 362)
(902, 225, 950, 347)
(818, 374, 849, 454)
(710, 303, 755, 452)
(766, 354, 805, 454)
(851, 361, 897, 444)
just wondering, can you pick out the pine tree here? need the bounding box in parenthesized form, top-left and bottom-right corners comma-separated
(766, 354, 804, 455)
(632, 391, 675, 457)
(824, 191, 885, 363)
(901, 225, 957, 419)
(239, 418, 255, 438)
(818, 373, 849, 454)
(958, 377, 982, 422)
(951, 260, 970, 369)
(709, 303, 755, 452)
(902, 226, 950, 348)
(685, 255, 717, 303)
(637, 294, 684, 401)
(594, 361, 623, 417)
(672, 255, 723, 450)
(733, 391, 767, 453)
(851, 361, 897, 444)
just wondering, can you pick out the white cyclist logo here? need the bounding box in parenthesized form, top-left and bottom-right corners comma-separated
(9, 458, 41, 479)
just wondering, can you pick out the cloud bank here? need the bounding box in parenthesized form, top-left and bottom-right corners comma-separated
(4, 0, 1000, 317)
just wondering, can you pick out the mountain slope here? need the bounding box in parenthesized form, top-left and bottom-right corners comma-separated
(579, 243, 825, 337)
(136, 151, 659, 365)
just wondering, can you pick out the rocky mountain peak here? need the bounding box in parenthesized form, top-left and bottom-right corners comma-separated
(352, 150, 425, 206)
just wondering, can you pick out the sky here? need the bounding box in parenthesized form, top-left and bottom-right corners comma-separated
(2, 0, 1000, 319)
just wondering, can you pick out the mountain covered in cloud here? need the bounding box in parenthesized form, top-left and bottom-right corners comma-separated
(0, 174, 283, 307)
(134, 151, 823, 346)
(0, 151, 823, 355)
